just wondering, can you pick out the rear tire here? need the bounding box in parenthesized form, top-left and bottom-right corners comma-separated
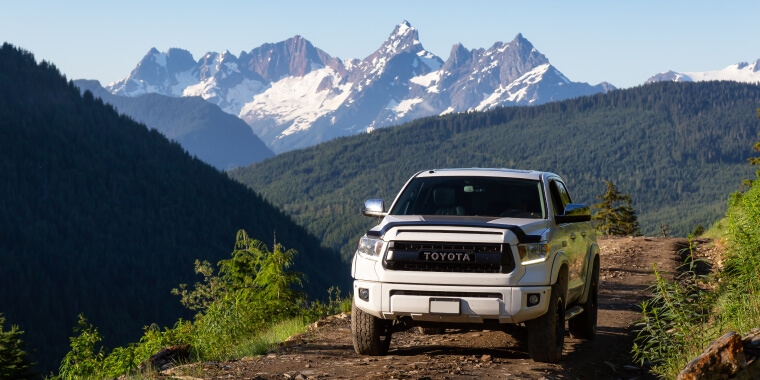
(526, 269, 567, 363)
(352, 300, 392, 355)
(569, 258, 599, 340)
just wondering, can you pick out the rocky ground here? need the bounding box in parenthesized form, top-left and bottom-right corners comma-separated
(163, 236, 706, 380)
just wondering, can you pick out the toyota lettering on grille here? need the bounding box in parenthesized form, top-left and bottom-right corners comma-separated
(420, 252, 474, 262)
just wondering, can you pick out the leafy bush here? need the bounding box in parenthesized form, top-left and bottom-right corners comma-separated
(53, 315, 106, 380)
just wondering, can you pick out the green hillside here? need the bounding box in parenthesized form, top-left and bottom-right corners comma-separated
(0, 43, 348, 374)
(230, 81, 760, 260)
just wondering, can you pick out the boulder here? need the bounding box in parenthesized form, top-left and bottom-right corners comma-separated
(678, 329, 760, 380)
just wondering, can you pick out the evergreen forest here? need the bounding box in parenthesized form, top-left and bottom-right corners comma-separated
(230, 80, 760, 260)
(0, 43, 349, 375)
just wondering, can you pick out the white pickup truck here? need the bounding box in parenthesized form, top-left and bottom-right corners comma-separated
(351, 168, 600, 362)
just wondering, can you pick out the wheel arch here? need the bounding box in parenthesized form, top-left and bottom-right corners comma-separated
(577, 243, 601, 305)
(549, 251, 569, 286)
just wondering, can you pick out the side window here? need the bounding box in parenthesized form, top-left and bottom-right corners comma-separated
(549, 180, 572, 215)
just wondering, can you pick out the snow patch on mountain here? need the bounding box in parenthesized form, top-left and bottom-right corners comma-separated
(388, 97, 424, 117)
(410, 70, 442, 93)
(417, 50, 442, 71)
(173, 70, 200, 96)
(153, 51, 167, 67)
(473, 64, 552, 111)
(240, 67, 352, 137)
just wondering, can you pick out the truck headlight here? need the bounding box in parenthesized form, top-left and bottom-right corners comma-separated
(357, 236, 384, 258)
(518, 243, 550, 265)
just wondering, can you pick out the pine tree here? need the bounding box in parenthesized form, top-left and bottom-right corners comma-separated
(593, 180, 641, 236)
(0, 314, 36, 380)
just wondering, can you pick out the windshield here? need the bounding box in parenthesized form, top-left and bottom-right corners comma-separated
(389, 176, 545, 219)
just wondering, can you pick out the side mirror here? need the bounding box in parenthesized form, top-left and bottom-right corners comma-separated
(555, 203, 591, 224)
(362, 199, 387, 218)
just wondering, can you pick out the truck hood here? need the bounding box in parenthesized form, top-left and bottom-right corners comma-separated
(367, 215, 549, 244)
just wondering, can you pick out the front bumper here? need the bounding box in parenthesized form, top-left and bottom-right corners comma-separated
(353, 280, 551, 324)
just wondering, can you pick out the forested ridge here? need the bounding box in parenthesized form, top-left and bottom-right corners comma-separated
(230, 80, 760, 260)
(72, 79, 275, 170)
(0, 43, 348, 375)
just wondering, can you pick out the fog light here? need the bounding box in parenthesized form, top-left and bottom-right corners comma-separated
(359, 288, 369, 301)
(527, 294, 540, 307)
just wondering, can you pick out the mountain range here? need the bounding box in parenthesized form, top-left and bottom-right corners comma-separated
(101, 21, 614, 153)
(646, 59, 760, 84)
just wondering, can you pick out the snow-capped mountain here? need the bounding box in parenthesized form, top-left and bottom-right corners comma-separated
(104, 21, 614, 153)
(645, 59, 760, 84)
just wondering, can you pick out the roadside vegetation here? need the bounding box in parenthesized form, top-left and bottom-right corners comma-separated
(632, 110, 760, 378)
(48, 229, 351, 380)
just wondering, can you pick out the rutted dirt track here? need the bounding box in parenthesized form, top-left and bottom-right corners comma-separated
(167, 236, 695, 380)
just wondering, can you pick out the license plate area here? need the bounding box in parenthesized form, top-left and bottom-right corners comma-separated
(429, 298, 461, 315)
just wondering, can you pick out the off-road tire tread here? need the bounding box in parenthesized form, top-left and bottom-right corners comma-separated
(352, 301, 391, 355)
(526, 269, 567, 363)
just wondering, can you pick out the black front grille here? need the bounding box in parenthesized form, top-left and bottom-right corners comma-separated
(383, 241, 515, 274)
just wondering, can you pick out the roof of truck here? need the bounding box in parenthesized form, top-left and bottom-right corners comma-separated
(414, 168, 553, 181)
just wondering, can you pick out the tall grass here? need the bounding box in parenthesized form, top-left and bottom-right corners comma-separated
(633, 180, 760, 378)
(632, 239, 719, 378)
(233, 318, 309, 357)
(718, 185, 760, 331)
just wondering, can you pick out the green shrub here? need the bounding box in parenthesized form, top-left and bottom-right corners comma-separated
(53, 315, 106, 380)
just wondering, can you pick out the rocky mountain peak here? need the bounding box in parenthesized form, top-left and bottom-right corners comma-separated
(380, 20, 423, 56)
(165, 48, 196, 73)
(751, 59, 760, 72)
(241, 35, 330, 81)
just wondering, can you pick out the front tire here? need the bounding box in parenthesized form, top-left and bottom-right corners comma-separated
(526, 269, 567, 363)
(569, 257, 599, 340)
(352, 300, 392, 355)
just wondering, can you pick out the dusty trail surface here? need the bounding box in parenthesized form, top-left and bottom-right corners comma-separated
(167, 236, 693, 380)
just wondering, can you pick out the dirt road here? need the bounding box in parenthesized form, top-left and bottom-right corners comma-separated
(167, 236, 692, 380)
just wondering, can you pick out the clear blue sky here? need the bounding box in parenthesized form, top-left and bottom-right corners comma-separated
(2, 0, 758, 89)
